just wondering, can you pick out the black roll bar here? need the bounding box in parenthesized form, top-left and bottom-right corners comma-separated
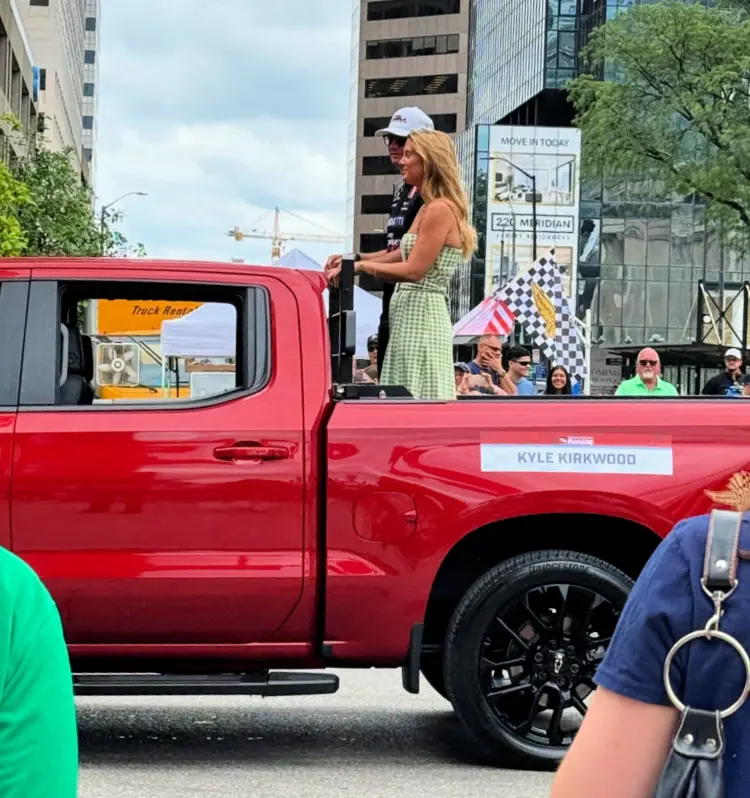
(328, 256, 356, 386)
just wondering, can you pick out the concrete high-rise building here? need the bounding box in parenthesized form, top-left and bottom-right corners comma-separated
(81, 0, 98, 186)
(18, 0, 89, 182)
(0, 0, 39, 158)
(346, 0, 470, 280)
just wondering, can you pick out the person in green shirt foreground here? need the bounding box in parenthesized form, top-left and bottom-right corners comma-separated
(615, 347, 678, 397)
(0, 547, 78, 797)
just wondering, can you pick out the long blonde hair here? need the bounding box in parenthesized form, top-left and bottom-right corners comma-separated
(408, 129, 477, 259)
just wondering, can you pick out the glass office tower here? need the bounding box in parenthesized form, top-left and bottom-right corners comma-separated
(452, 0, 742, 350)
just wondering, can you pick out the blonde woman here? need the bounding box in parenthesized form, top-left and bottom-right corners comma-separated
(328, 129, 476, 399)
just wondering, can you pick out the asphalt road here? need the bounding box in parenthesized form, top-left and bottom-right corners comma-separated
(77, 669, 554, 798)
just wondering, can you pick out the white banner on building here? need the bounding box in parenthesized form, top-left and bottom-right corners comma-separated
(485, 126, 582, 300)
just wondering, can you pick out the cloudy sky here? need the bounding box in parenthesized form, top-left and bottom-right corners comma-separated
(95, 0, 352, 266)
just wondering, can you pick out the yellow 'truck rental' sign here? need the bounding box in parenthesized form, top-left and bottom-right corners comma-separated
(95, 300, 202, 335)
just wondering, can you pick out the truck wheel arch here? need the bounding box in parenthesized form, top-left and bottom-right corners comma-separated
(421, 508, 663, 652)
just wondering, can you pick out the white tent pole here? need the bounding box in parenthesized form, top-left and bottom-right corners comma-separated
(573, 310, 593, 396)
(584, 309, 592, 396)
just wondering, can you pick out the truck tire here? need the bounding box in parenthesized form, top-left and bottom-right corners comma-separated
(420, 653, 449, 700)
(444, 549, 633, 770)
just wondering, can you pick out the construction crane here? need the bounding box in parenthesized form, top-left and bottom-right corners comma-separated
(227, 206, 345, 264)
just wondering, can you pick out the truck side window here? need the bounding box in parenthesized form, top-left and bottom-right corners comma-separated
(20, 279, 269, 408)
(84, 295, 239, 404)
(0, 280, 29, 408)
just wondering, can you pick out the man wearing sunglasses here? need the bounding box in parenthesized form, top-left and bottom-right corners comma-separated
(615, 347, 678, 396)
(326, 107, 434, 378)
(505, 345, 538, 396)
(366, 333, 379, 368)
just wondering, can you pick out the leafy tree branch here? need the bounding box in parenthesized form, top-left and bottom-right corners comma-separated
(569, 0, 750, 239)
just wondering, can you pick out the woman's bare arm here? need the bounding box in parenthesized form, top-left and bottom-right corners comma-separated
(357, 202, 455, 283)
(550, 686, 678, 798)
(324, 248, 404, 285)
(367, 249, 404, 264)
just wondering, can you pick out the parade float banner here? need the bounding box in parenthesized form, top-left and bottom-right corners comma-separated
(480, 432, 674, 476)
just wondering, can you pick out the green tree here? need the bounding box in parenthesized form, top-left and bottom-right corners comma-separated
(13, 144, 144, 257)
(0, 112, 144, 258)
(0, 160, 31, 256)
(568, 0, 750, 240)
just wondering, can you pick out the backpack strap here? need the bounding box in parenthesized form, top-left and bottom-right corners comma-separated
(703, 509, 743, 593)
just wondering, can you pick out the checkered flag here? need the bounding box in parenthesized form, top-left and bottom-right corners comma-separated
(496, 250, 587, 385)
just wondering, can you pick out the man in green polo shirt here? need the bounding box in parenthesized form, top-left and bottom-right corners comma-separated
(0, 547, 78, 796)
(615, 347, 678, 396)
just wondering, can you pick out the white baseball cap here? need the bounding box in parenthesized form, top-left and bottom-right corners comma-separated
(375, 107, 435, 138)
(725, 347, 742, 360)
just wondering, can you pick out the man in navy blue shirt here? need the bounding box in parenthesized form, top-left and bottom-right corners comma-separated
(552, 514, 750, 798)
(702, 347, 744, 396)
(466, 334, 518, 395)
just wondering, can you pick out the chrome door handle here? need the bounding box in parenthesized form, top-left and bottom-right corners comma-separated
(213, 444, 290, 463)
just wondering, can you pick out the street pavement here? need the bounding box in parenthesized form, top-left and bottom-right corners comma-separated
(77, 668, 554, 797)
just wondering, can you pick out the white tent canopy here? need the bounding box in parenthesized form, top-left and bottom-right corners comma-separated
(161, 302, 237, 358)
(159, 250, 382, 359)
(281, 249, 381, 357)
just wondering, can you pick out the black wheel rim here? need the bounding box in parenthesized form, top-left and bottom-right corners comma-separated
(478, 582, 621, 749)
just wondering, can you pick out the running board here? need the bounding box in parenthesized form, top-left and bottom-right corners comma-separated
(73, 671, 340, 697)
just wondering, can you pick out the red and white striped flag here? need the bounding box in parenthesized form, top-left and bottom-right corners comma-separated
(453, 295, 514, 338)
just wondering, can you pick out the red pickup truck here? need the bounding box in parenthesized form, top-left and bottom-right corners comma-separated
(0, 257, 742, 769)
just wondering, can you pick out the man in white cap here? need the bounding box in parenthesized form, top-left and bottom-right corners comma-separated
(326, 106, 434, 377)
(701, 347, 745, 396)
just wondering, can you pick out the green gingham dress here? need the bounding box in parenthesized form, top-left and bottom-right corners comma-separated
(380, 232, 461, 400)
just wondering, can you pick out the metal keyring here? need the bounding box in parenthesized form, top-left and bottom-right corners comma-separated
(663, 629, 750, 718)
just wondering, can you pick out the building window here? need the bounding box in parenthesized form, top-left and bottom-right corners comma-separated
(362, 156, 400, 176)
(39, 68, 46, 91)
(85, 16, 96, 31)
(364, 73, 458, 99)
(82, 115, 93, 130)
(361, 194, 393, 215)
(83, 147, 92, 162)
(83, 82, 95, 97)
(366, 34, 460, 60)
(30, 0, 50, 5)
(367, 0, 460, 22)
(363, 117, 393, 137)
(363, 112, 458, 137)
(360, 233, 387, 253)
(431, 113, 458, 133)
(84, 50, 95, 64)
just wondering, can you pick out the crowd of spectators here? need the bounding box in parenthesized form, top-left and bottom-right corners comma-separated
(452, 336, 581, 398)
(354, 338, 748, 399)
